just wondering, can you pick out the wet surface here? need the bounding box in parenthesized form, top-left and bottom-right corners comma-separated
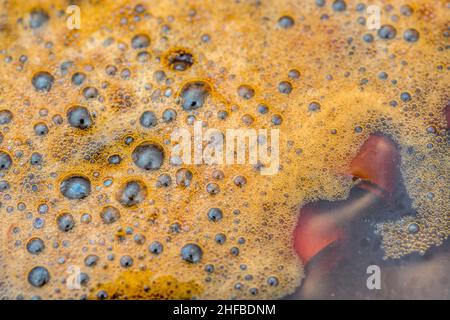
(0, 0, 448, 300)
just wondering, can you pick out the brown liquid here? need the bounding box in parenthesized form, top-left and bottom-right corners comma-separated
(0, 0, 448, 299)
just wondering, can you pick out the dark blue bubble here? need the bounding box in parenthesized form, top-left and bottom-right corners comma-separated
(67, 106, 93, 129)
(149, 241, 164, 255)
(332, 0, 347, 12)
(180, 81, 211, 111)
(29, 8, 49, 29)
(57, 213, 75, 232)
(60, 176, 91, 199)
(120, 255, 133, 268)
(404, 28, 420, 42)
(0, 110, 13, 125)
(34, 122, 49, 136)
(100, 206, 120, 224)
(71, 72, 86, 86)
(117, 180, 147, 206)
(139, 111, 157, 128)
(181, 243, 203, 263)
(378, 25, 397, 40)
(207, 208, 223, 222)
(0, 151, 12, 170)
(28, 266, 50, 287)
(27, 238, 45, 254)
(278, 16, 294, 29)
(132, 142, 164, 170)
(30, 152, 43, 165)
(32, 71, 54, 92)
(131, 34, 150, 49)
(84, 254, 99, 267)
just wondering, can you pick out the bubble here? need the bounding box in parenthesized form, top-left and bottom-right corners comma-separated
(137, 51, 151, 63)
(60, 176, 91, 199)
(162, 108, 177, 123)
(278, 81, 292, 94)
(230, 247, 240, 256)
(181, 243, 203, 263)
(249, 288, 259, 295)
(71, 72, 86, 86)
(0, 151, 12, 170)
(201, 34, 211, 43)
(156, 174, 172, 188)
(315, 0, 325, 7)
(117, 180, 147, 206)
(82, 87, 99, 100)
(0, 180, 11, 191)
(131, 142, 164, 170)
(149, 241, 164, 255)
(167, 50, 194, 71)
(105, 65, 118, 76)
(120, 255, 133, 268)
(267, 276, 279, 286)
(215, 233, 226, 245)
(32, 71, 54, 92)
(57, 213, 75, 232)
(378, 25, 397, 40)
(356, 3, 365, 11)
(180, 81, 211, 111)
(81, 213, 91, 224)
(233, 175, 247, 187)
(134, 4, 146, 13)
(363, 33, 374, 43)
(212, 170, 224, 180)
(37, 203, 48, 214)
(206, 182, 220, 195)
(271, 114, 283, 125)
(79, 272, 90, 286)
(217, 110, 228, 120)
(84, 254, 99, 267)
(96, 290, 108, 299)
(278, 16, 294, 29)
(205, 264, 215, 273)
(120, 68, 131, 79)
(176, 168, 193, 187)
(28, 267, 50, 287)
(124, 136, 134, 145)
(153, 70, 166, 82)
(139, 111, 157, 128)
(308, 101, 321, 112)
(131, 34, 150, 49)
(108, 154, 122, 165)
(288, 69, 300, 80)
(257, 104, 269, 114)
(400, 5, 414, 16)
(332, 0, 347, 12)
(400, 92, 412, 102)
(133, 233, 146, 244)
(29, 8, 49, 29)
(207, 208, 223, 222)
(237, 85, 255, 100)
(408, 223, 420, 234)
(100, 206, 121, 224)
(34, 122, 49, 136)
(0, 110, 13, 125)
(378, 71, 388, 80)
(404, 29, 420, 42)
(26, 238, 45, 254)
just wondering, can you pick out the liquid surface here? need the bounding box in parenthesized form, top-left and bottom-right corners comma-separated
(0, 0, 448, 299)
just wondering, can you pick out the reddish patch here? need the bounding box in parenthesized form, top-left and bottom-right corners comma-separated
(349, 135, 399, 195)
(294, 207, 344, 264)
(294, 134, 400, 264)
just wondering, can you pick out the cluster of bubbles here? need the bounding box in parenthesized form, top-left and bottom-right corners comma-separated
(0, 0, 448, 300)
